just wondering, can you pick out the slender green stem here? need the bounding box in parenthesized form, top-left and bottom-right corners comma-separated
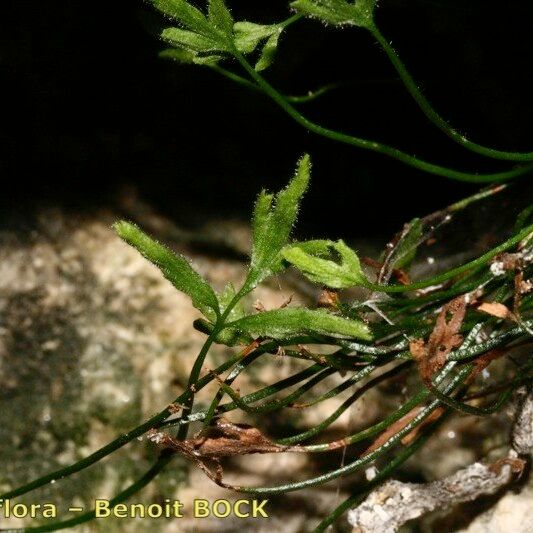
(176, 288, 247, 440)
(0, 350, 245, 501)
(216, 367, 337, 415)
(231, 368, 469, 494)
(293, 361, 398, 408)
(210, 65, 344, 104)
(159, 362, 327, 430)
(362, 223, 533, 293)
(277, 363, 404, 446)
(427, 374, 528, 416)
(448, 321, 532, 361)
(3, 454, 173, 533)
(313, 417, 442, 532)
(371, 25, 533, 162)
(231, 49, 533, 183)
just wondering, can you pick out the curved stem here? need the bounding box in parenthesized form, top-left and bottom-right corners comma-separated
(371, 25, 533, 162)
(362, 222, 533, 293)
(176, 288, 247, 440)
(231, 368, 468, 495)
(427, 376, 525, 416)
(5, 454, 173, 533)
(0, 350, 245, 501)
(216, 367, 337, 415)
(210, 64, 345, 104)
(313, 416, 441, 532)
(276, 363, 403, 446)
(231, 50, 533, 183)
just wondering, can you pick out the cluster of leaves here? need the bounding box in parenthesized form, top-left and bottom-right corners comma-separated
(116, 155, 371, 344)
(155, 0, 287, 71)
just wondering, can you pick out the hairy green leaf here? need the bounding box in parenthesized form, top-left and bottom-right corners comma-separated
(162, 27, 228, 55)
(155, 1, 285, 70)
(256, 30, 282, 71)
(291, 0, 376, 28)
(159, 47, 196, 63)
(282, 239, 367, 289)
(234, 22, 284, 70)
(246, 155, 311, 290)
(159, 47, 224, 65)
(218, 282, 246, 321)
(114, 221, 220, 318)
(234, 22, 277, 53)
(152, 0, 213, 36)
(155, 0, 231, 65)
(231, 308, 372, 340)
(390, 218, 423, 270)
(208, 0, 234, 35)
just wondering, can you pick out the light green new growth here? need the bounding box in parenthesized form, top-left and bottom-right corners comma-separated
(232, 307, 372, 340)
(156, 0, 290, 70)
(282, 239, 367, 288)
(291, 0, 376, 28)
(114, 221, 220, 319)
(246, 153, 310, 290)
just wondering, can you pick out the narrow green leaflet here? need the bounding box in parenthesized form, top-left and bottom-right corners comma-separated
(208, 0, 234, 35)
(114, 221, 220, 319)
(234, 22, 284, 71)
(230, 308, 373, 341)
(159, 47, 196, 64)
(246, 154, 311, 290)
(218, 282, 246, 321)
(291, 0, 376, 28)
(282, 239, 367, 289)
(256, 31, 282, 71)
(389, 218, 423, 270)
(153, 0, 214, 35)
(161, 27, 225, 56)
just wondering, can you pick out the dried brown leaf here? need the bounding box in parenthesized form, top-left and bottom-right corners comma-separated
(318, 288, 340, 308)
(148, 420, 304, 488)
(188, 420, 288, 457)
(361, 406, 445, 456)
(410, 296, 466, 384)
(488, 457, 526, 476)
(362, 256, 411, 285)
(150, 419, 303, 460)
(477, 302, 512, 319)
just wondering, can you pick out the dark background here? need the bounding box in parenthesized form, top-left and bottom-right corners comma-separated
(2, 0, 532, 240)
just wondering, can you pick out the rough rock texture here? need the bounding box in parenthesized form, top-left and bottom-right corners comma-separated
(348, 388, 533, 533)
(348, 461, 519, 533)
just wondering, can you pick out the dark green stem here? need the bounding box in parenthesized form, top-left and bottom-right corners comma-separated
(371, 25, 533, 162)
(232, 49, 533, 183)
(2, 454, 173, 533)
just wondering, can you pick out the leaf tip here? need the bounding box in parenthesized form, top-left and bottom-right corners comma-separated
(113, 220, 137, 242)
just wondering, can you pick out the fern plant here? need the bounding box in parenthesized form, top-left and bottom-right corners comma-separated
(2, 1, 533, 532)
